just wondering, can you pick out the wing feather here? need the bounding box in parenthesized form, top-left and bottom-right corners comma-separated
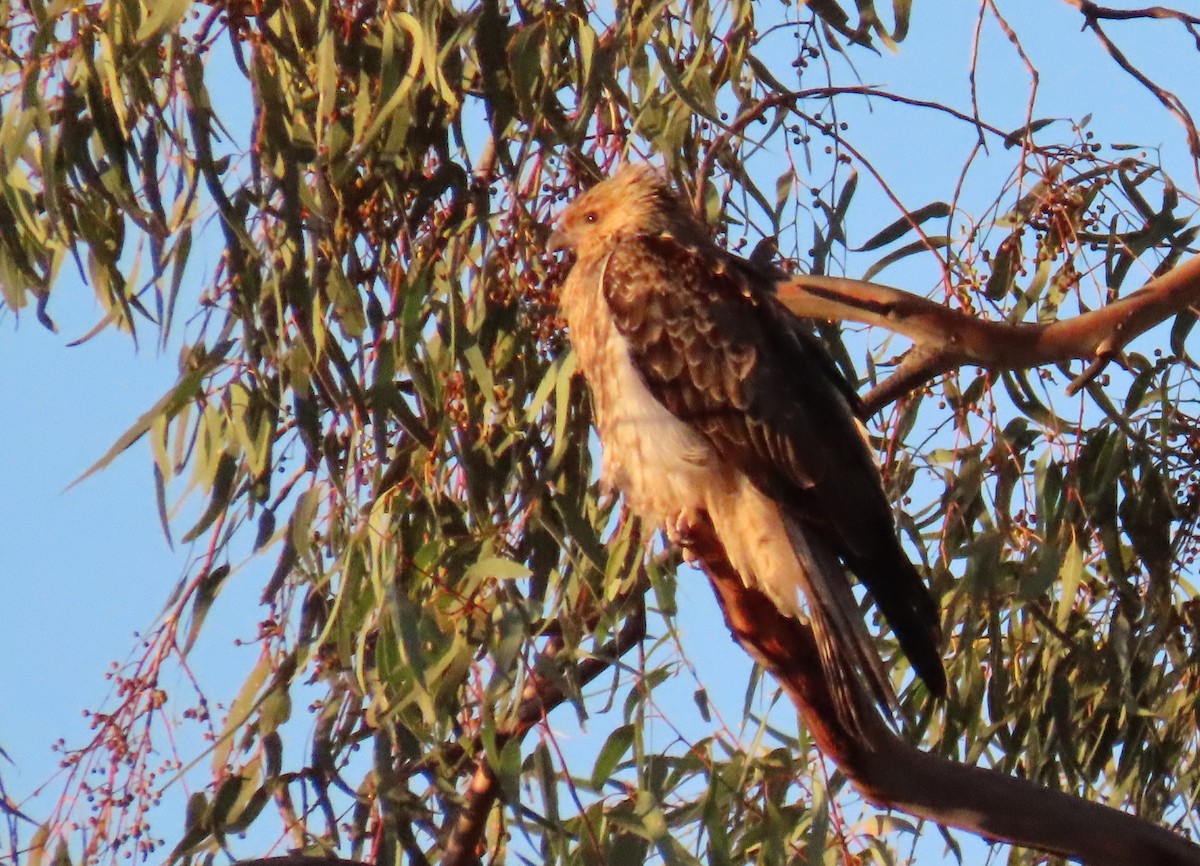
(602, 233, 946, 696)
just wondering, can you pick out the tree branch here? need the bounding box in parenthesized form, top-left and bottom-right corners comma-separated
(234, 600, 648, 866)
(440, 601, 648, 866)
(234, 859, 367, 866)
(775, 255, 1200, 415)
(684, 513, 1200, 865)
(1067, 0, 1200, 180)
(1066, 1, 1200, 25)
(441, 762, 501, 866)
(693, 85, 1009, 214)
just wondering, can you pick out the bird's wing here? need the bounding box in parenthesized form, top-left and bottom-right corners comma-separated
(601, 233, 945, 696)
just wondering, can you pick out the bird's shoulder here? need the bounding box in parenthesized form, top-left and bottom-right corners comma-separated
(601, 231, 764, 318)
(599, 232, 861, 417)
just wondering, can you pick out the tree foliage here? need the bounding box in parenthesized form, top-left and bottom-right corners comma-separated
(5, 0, 1200, 863)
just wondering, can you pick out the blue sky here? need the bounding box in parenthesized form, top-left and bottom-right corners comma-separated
(3, 3, 1200, 864)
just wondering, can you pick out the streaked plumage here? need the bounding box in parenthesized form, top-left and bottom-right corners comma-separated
(550, 165, 945, 718)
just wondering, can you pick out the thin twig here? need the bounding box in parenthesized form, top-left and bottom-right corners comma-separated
(1069, 0, 1200, 184)
(693, 85, 1010, 213)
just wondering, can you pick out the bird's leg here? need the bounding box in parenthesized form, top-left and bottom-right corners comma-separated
(666, 508, 703, 564)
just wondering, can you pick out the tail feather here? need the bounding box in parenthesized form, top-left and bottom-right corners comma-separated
(781, 516, 898, 729)
(851, 546, 947, 698)
(705, 479, 943, 729)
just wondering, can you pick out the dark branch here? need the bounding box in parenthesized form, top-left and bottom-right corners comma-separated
(440, 601, 648, 866)
(1069, 0, 1200, 181)
(1067, 1, 1200, 26)
(685, 512, 1200, 865)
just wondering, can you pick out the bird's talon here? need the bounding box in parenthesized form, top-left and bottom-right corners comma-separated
(666, 510, 699, 548)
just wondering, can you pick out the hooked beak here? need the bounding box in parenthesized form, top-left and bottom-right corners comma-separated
(547, 228, 570, 254)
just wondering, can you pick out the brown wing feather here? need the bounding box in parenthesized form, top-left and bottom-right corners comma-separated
(603, 233, 946, 696)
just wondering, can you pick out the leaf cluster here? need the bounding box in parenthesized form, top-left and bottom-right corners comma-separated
(5, 1, 1200, 865)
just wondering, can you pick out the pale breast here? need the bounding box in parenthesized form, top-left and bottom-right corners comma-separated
(560, 265, 717, 528)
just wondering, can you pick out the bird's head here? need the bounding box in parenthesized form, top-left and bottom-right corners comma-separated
(548, 164, 709, 259)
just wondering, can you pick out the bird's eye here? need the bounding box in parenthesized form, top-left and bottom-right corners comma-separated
(584, 211, 598, 223)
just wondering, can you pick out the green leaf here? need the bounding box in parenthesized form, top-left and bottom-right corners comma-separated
(832, 169, 858, 227)
(986, 240, 1020, 300)
(136, 0, 193, 43)
(463, 344, 497, 408)
(548, 350, 577, 472)
(1003, 117, 1057, 148)
(861, 235, 950, 282)
(180, 452, 239, 544)
(152, 462, 172, 547)
(855, 201, 952, 251)
(253, 509, 276, 551)
(211, 653, 272, 773)
(591, 724, 635, 788)
(496, 737, 523, 802)
(183, 563, 230, 655)
(650, 40, 722, 126)
(892, 0, 913, 42)
(1056, 536, 1084, 630)
(352, 16, 425, 155)
(464, 555, 532, 583)
(69, 355, 223, 489)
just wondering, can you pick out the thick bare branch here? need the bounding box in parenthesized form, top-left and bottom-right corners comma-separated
(686, 514, 1200, 865)
(776, 254, 1200, 414)
(441, 763, 500, 866)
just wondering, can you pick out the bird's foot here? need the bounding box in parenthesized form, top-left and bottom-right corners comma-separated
(666, 509, 701, 564)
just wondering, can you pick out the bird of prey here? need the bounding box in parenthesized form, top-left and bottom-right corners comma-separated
(548, 164, 945, 717)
